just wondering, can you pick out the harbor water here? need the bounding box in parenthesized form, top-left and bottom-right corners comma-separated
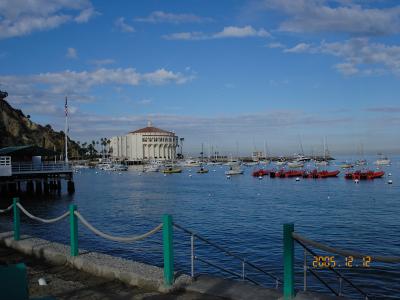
(1, 156, 399, 299)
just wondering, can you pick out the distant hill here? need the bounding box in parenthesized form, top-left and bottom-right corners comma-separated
(0, 92, 81, 158)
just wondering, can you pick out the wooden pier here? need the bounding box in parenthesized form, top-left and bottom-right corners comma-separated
(0, 146, 74, 197)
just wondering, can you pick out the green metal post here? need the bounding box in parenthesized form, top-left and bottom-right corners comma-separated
(13, 197, 20, 241)
(284, 223, 295, 299)
(69, 204, 78, 257)
(162, 214, 174, 286)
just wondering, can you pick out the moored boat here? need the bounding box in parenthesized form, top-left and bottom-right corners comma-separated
(144, 164, 160, 172)
(197, 166, 209, 174)
(287, 161, 304, 168)
(340, 163, 353, 169)
(162, 166, 182, 174)
(345, 170, 385, 180)
(225, 165, 244, 175)
(317, 170, 340, 178)
(284, 170, 304, 177)
(375, 157, 391, 166)
(252, 169, 270, 177)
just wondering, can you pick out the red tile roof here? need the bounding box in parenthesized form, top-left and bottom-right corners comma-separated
(130, 126, 174, 135)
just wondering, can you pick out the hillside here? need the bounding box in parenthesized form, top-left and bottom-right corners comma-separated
(0, 92, 81, 158)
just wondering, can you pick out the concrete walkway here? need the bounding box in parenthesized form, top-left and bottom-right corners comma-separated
(0, 231, 349, 300)
(0, 244, 225, 299)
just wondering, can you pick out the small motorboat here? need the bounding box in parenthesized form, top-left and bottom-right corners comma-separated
(317, 170, 340, 178)
(303, 169, 318, 178)
(197, 167, 209, 174)
(340, 163, 353, 169)
(162, 166, 182, 174)
(285, 170, 304, 177)
(225, 165, 244, 175)
(144, 164, 160, 172)
(275, 169, 286, 178)
(252, 169, 270, 177)
(345, 170, 385, 180)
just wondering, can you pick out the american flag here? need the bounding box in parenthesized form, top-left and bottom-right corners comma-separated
(64, 97, 68, 116)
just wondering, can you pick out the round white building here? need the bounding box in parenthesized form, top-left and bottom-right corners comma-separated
(110, 122, 178, 163)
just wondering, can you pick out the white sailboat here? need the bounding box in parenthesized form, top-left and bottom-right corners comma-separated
(375, 155, 391, 166)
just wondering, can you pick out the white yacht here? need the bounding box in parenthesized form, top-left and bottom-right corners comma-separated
(375, 157, 391, 166)
(225, 164, 244, 175)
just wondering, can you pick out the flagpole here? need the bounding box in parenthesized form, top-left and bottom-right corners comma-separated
(65, 96, 68, 163)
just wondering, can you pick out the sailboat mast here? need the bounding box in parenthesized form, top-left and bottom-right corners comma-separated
(64, 96, 69, 163)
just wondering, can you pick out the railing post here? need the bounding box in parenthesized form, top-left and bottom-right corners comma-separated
(69, 204, 78, 256)
(13, 197, 20, 241)
(190, 234, 195, 278)
(304, 248, 307, 291)
(284, 223, 295, 300)
(163, 214, 174, 286)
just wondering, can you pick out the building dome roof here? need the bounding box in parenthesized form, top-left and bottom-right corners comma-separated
(130, 121, 174, 135)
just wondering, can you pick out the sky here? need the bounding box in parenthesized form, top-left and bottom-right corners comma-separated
(1, 0, 400, 156)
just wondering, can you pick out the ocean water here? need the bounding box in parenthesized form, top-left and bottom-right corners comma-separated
(0, 156, 399, 299)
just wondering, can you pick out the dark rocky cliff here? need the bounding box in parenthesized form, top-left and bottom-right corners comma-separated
(0, 93, 81, 157)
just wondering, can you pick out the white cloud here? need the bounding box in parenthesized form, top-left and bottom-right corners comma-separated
(0, 0, 97, 39)
(114, 17, 135, 33)
(66, 47, 78, 59)
(75, 7, 99, 23)
(262, 0, 400, 36)
(134, 11, 212, 24)
(283, 38, 400, 75)
(163, 25, 270, 40)
(284, 43, 311, 53)
(213, 26, 269, 38)
(334, 62, 359, 75)
(0, 67, 194, 111)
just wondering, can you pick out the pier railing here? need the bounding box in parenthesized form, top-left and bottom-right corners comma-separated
(284, 223, 400, 300)
(0, 198, 281, 289)
(2, 203, 398, 297)
(174, 222, 281, 288)
(0, 198, 171, 284)
(11, 162, 72, 174)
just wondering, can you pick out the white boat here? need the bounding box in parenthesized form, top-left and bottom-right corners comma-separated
(73, 164, 89, 169)
(375, 157, 391, 165)
(97, 162, 112, 170)
(112, 164, 128, 171)
(243, 162, 259, 167)
(225, 160, 241, 166)
(259, 160, 270, 165)
(225, 165, 244, 175)
(275, 161, 286, 166)
(144, 164, 160, 172)
(207, 161, 221, 166)
(315, 160, 329, 166)
(184, 159, 201, 167)
(287, 161, 304, 168)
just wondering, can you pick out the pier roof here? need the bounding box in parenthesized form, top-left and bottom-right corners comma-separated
(0, 145, 56, 157)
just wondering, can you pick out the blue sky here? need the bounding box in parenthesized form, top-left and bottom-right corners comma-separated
(1, 0, 400, 155)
